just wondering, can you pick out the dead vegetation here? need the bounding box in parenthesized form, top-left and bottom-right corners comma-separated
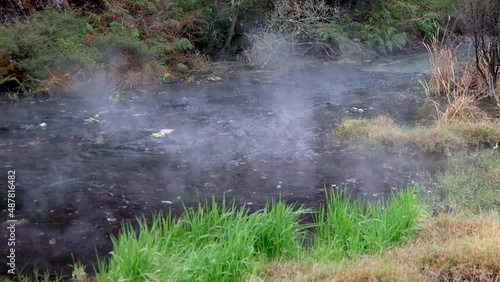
(241, 0, 341, 68)
(337, 115, 500, 152)
(422, 24, 499, 109)
(257, 213, 500, 282)
(339, 27, 499, 152)
(0, 54, 26, 94)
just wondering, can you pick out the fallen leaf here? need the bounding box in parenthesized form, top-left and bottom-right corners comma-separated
(206, 76, 222, 81)
(152, 129, 175, 138)
(85, 114, 100, 123)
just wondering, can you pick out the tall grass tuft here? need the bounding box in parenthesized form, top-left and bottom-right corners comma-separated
(422, 29, 498, 122)
(97, 190, 425, 281)
(423, 31, 461, 97)
(97, 198, 309, 282)
(313, 187, 426, 261)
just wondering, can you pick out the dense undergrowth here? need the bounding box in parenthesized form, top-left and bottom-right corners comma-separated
(0, 0, 460, 94)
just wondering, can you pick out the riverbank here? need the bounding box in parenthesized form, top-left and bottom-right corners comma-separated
(6, 147, 499, 281)
(0, 0, 459, 96)
(2, 1, 499, 280)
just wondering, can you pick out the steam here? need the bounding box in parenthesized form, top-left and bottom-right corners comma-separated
(0, 51, 439, 275)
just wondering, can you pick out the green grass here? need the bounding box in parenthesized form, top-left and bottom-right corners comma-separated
(0, 267, 66, 282)
(0, 189, 425, 281)
(313, 187, 426, 261)
(96, 188, 425, 281)
(437, 150, 500, 214)
(97, 198, 309, 282)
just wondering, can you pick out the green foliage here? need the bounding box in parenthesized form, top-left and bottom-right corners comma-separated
(349, 22, 408, 53)
(350, 2, 409, 53)
(313, 187, 426, 261)
(94, 33, 156, 64)
(388, 0, 438, 39)
(172, 38, 195, 52)
(318, 0, 441, 54)
(0, 9, 94, 85)
(98, 189, 425, 281)
(55, 23, 97, 66)
(318, 22, 356, 50)
(97, 198, 309, 281)
(95, 0, 208, 61)
(437, 150, 500, 214)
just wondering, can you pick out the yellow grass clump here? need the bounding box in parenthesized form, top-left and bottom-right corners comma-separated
(37, 69, 75, 94)
(423, 31, 492, 99)
(337, 115, 500, 152)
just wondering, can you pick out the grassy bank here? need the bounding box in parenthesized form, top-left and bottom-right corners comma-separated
(436, 150, 500, 214)
(337, 115, 500, 152)
(260, 213, 500, 281)
(260, 148, 500, 281)
(5, 188, 426, 281)
(97, 189, 425, 281)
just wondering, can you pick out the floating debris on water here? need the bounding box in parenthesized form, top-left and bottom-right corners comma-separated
(152, 129, 175, 138)
(84, 114, 100, 124)
(206, 76, 222, 81)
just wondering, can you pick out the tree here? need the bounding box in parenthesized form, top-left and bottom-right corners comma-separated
(463, 0, 500, 107)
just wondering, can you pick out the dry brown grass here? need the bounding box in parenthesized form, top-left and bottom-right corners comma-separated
(258, 214, 500, 282)
(433, 95, 488, 124)
(424, 36, 460, 97)
(106, 59, 179, 89)
(423, 31, 491, 99)
(423, 30, 499, 110)
(337, 115, 500, 151)
(37, 69, 75, 94)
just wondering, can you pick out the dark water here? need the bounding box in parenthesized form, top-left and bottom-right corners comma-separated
(0, 60, 443, 275)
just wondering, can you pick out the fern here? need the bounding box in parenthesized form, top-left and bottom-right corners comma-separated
(172, 38, 194, 52)
(318, 23, 355, 48)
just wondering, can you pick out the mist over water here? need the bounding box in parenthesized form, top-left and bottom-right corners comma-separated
(0, 57, 440, 274)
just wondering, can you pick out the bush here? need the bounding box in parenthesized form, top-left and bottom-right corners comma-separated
(0, 9, 94, 87)
(94, 33, 156, 65)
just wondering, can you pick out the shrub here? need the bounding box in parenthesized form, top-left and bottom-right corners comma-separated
(94, 33, 156, 65)
(0, 9, 94, 88)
